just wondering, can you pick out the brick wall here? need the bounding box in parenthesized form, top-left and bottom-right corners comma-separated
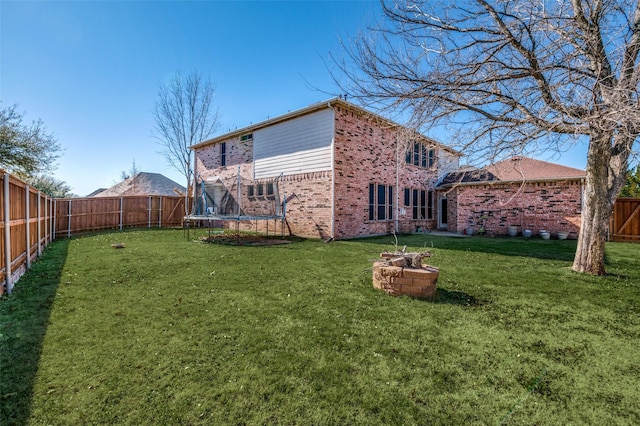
(280, 171, 332, 239)
(442, 189, 459, 232)
(194, 135, 254, 199)
(332, 104, 438, 238)
(449, 180, 583, 237)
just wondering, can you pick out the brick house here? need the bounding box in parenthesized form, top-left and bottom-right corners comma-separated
(190, 98, 459, 239)
(436, 157, 586, 237)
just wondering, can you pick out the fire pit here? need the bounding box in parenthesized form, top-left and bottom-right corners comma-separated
(372, 250, 439, 299)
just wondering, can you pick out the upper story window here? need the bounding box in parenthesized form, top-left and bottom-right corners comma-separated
(220, 142, 227, 166)
(406, 142, 435, 169)
(240, 133, 253, 142)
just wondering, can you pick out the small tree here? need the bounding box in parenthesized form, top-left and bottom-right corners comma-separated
(0, 104, 61, 177)
(153, 72, 220, 215)
(334, 0, 640, 275)
(620, 165, 640, 198)
(29, 174, 74, 198)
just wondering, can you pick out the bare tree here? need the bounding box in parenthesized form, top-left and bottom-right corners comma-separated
(153, 71, 220, 215)
(119, 158, 140, 182)
(333, 0, 640, 275)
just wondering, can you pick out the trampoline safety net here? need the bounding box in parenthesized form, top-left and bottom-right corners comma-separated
(191, 175, 283, 219)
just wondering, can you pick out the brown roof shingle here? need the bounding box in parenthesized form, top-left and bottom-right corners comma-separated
(438, 156, 585, 188)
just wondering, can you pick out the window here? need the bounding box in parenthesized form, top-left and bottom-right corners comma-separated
(220, 142, 227, 166)
(369, 184, 375, 221)
(257, 184, 264, 197)
(266, 182, 275, 199)
(406, 141, 435, 169)
(240, 133, 253, 142)
(377, 184, 386, 220)
(368, 183, 394, 221)
(406, 188, 435, 220)
(248, 185, 255, 198)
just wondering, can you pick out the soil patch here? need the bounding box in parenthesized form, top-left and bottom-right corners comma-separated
(199, 233, 293, 246)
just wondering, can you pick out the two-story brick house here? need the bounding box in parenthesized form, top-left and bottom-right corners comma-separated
(190, 98, 459, 239)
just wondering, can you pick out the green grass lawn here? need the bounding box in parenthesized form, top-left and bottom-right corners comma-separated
(1, 229, 639, 425)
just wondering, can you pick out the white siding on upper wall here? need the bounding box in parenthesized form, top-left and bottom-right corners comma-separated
(438, 149, 459, 179)
(253, 109, 334, 179)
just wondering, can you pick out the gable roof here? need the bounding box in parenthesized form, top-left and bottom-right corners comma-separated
(85, 188, 107, 197)
(437, 156, 586, 188)
(92, 172, 186, 197)
(190, 98, 458, 155)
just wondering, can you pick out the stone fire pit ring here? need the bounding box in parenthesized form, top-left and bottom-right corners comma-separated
(372, 251, 439, 299)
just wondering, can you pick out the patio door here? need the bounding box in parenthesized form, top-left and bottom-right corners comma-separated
(438, 197, 448, 229)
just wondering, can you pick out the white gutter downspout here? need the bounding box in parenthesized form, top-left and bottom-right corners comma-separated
(395, 137, 400, 234)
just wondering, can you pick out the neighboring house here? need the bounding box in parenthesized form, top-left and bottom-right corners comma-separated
(436, 157, 586, 237)
(86, 188, 107, 197)
(191, 98, 459, 239)
(92, 172, 186, 197)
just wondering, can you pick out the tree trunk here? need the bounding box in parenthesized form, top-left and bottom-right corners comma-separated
(571, 136, 616, 275)
(572, 196, 610, 275)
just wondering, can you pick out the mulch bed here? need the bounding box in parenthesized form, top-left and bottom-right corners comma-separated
(199, 233, 293, 246)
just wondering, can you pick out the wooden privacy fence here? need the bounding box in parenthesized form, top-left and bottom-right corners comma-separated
(1, 170, 189, 295)
(54, 195, 186, 237)
(610, 198, 640, 242)
(1, 172, 54, 295)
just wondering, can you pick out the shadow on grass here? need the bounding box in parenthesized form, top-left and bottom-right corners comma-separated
(197, 232, 307, 246)
(432, 288, 489, 307)
(355, 233, 578, 262)
(0, 238, 69, 425)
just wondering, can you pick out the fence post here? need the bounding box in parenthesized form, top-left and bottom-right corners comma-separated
(148, 196, 152, 228)
(67, 199, 72, 238)
(52, 198, 56, 241)
(25, 185, 31, 269)
(4, 173, 13, 294)
(37, 191, 42, 255)
(119, 197, 123, 231)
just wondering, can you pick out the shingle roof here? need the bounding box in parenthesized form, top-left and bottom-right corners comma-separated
(92, 172, 186, 197)
(438, 156, 586, 188)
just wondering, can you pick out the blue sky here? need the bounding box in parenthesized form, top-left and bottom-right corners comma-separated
(1, 0, 587, 196)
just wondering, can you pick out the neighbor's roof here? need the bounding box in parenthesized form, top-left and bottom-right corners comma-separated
(85, 188, 107, 197)
(437, 156, 586, 188)
(92, 172, 186, 197)
(190, 98, 459, 155)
